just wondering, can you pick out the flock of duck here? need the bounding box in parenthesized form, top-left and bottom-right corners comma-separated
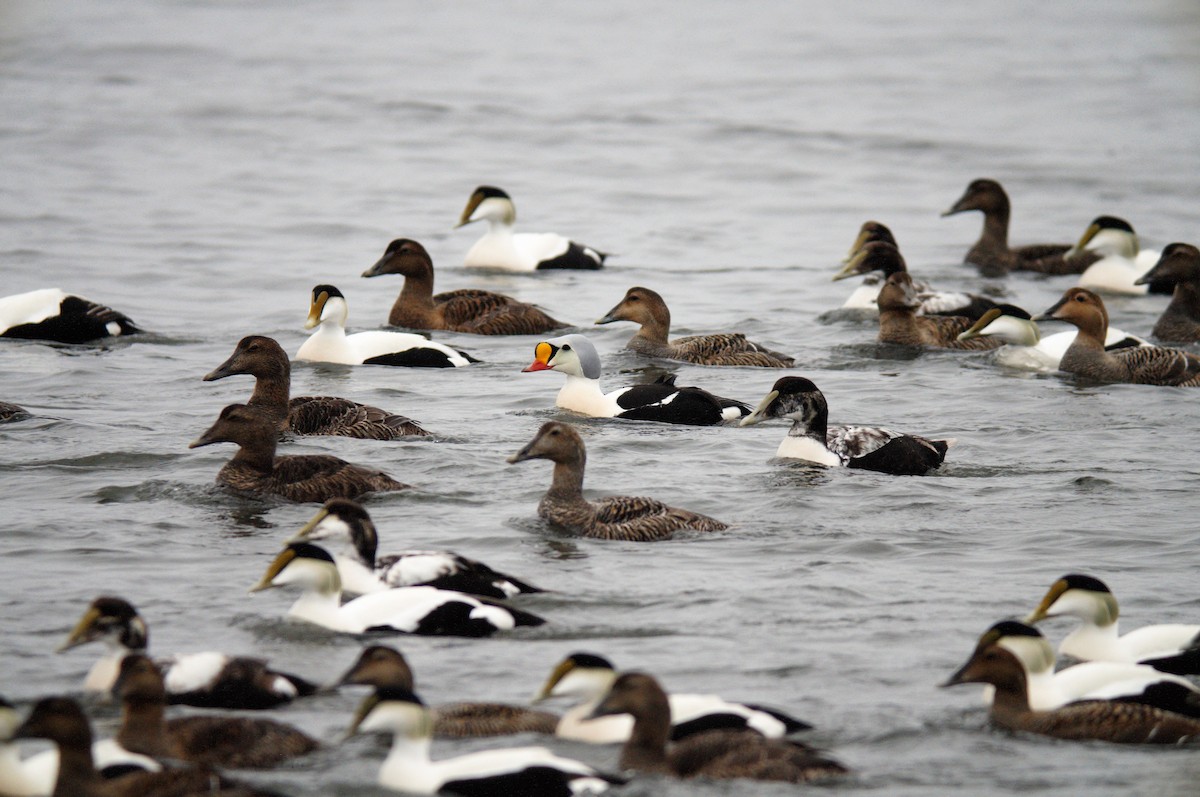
(3, 180, 1200, 796)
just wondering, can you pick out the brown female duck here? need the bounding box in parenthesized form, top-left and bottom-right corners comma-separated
(1036, 288, 1200, 385)
(1135, 243, 1200, 343)
(204, 335, 427, 439)
(596, 286, 793, 367)
(507, 421, 728, 541)
(876, 273, 1004, 350)
(362, 238, 567, 335)
(189, 403, 410, 502)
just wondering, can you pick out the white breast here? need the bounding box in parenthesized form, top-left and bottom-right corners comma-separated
(775, 436, 842, 466)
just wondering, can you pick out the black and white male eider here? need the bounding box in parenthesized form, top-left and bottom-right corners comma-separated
(522, 334, 750, 425)
(0, 288, 140, 343)
(250, 542, 546, 638)
(507, 421, 729, 541)
(456, 185, 607, 271)
(534, 652, 811, 744)
(346, 687, 623, 796)
(56, 595, 316, 710)
(295, 284, 475, 367)
(739, 377, 952, 475)
(288, 499, 544, 599)
(1024, 574, 1200, 673)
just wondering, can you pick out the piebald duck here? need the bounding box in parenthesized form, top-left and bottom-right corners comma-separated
(956, 308, 1145, 372)
(10, 697, 283, 797)
(596, 287, 794, 367)
(943, 637, 1200, 744)
(1135, 243, 1200, 342)
(250, 542, 545, 637)
(189, 403, 410, 502)
(456, 185, 607, 271)
(970, 621, 1200, 717)
(1035, 288, 1200, 386)
(876, 272, 1004, 350)
(338, 645, 560, 738)
(205, 335, 428, 439)
(295, 285, 474, 367)
(57, 595, 315, 710)
(347, 688, 622, 796)
(114, 655, 318, 770)
(535, 652, 811, 744)
(942, 178, 1095, 277)
(523, 334, 750, 426)
(362, 238, 569, 334)
(1070, 215, 1168, 296)
(740, 377, 952, 475)
(507, 421, 728, 541)
(1024, 574, 1200, 674)
(589, 672, 846, 783)
(288, 499, 544, 599)
(0, 289, 139, 344)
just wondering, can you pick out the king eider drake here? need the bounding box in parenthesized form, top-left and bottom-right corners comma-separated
(1136, 243, 1200, 343)
(250, 542, 545, 637)
(362, 238, 569, 335)
(876, 272, 1004, 350)
(114, 655, 318, 770)
(968, 621, 1200, 717)
(57, 595, 315, 710)
(287, 499, 544, 599)
(1035, 288, 1200, 386)
(596, 286, 794, 367)
(456, 185, 607, 271)
(507, 421, 728, 541)
(347, 687, 622, 796)
(942, 178, 1096, 277)
(523, 334, 750, 426)
(943, 634, 1200, 744)
(205, 335, 428, 439)
(1070, 215, 1169, 296)
(589, 672, 846, 783)
(338, 645, 560, 738)
(740, 377, 952, 475)
(295, 284, 475, 367)
(189, 403, 410, 502)
(534, 652, 811, 744)
(0, 289, 139, 344)
(956, 308, 1146, 372)
(1024, 574, 1200, 674)
(835, 233, 1029, 321)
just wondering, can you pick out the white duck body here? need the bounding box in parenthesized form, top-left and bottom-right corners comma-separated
(459, 187, 604, 272)
(958, 312, 1146, 372)
(17, 740, 162, 795)
(1071, 218, 1159, 296)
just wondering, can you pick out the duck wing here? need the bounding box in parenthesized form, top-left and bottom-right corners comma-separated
(670, 729, 847, 782)
(829, 425, 949, 475)
(375, 551, 543, 598)
(288, 396, 427, 439)
(590, 496, 728, 541)
(1015, 245, 1099, 275)
(433, 702, 561, 737)
(671, 334, 794, 367)
(1113, 346, 1200, 386)
(268, 455, 409, 502)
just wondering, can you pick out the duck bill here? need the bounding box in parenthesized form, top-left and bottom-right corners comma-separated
(456, 193, 484, 228)
(343, 692, 381, 740)
(956, 308, 1003, 342)
(532, 658, 575, 704)
(832, 250, 867, 281)
(249, 548, 297, 593)
(940, 656, 979, 688)
(361, 257, 388, 279)
(1132, 255, 1163, 286)
(57, 607, 102, 652)
(522, 341, 555, 372)
(941, 191, 974, 217)
(839, 230, 873, 268)
(584, 694, 623, 721)
(1031, 296, 1069, 323)
(739, 390, 779, 427)
(506, 441, 537, 465)
(202, 353, 240, 382)
(187, 420, 222, 449)
(594, 309, 621, 325)
(304, 292, 328, 331)
(1065, 221, 1102, 259)
(286, 506, 330, 544)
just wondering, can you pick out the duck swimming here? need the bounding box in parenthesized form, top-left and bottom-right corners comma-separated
(0, 289, 140, 344)
(205, 335, 428, 439)
(56, 595, 315, 710)
(0, 402, 28, 422)
(1069, 215, 1168, 296)
(251, 542, 545, 637)
(287, 499, 544, 599)
(295, 284, 475, 367)
(955, 308, 1145, 372)
(1035, 288, 1200, 386)
(597, 286, 794, 367)
(522, 334, 750, 425)
(507, 421, 728, 541)
(589, 672, 846, 783)
(1135, 243, 1200, 342)
(362, 238, 569, 334)
(740, 377, 952, 475)
(876, 272, 1004, 350)
(456, 185, 607, 271)
(189, 403, 410, 502)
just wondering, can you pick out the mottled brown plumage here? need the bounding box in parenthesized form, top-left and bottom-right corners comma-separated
(943, 179, 1099, 277)
(507, 421, 728, 541)
(362, 238, 567, 335)
(115, 655, 317, 770)
(876, 273, 1003, 350)
(204, 335, 428, 438)
(189, 404, 410, 502)
(1136, 243, 1200, 343)
(944, 642, 1200, 743)
(596, 286, 793, 367)
(0, 401, 27, 422)
(1038, 288, 1200, 385)
(591, 673, 846, 782)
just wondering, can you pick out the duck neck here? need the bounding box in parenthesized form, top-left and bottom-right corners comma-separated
(245, 370, 291, 428)
(1167, 281, 1200, 321)
(978, 205, 1011, 252)
(51, 737, 102, 797)
(390, 269, 437, 327)
(288, 584, 345, 629)
(229, 432, 279, 474)
(789, 412, 827, 443)
(1060, 620, 1121, 661)
(878, 305, 920, 343)
(620, 698, 672, 772)
(118, 697, 170, 758)
(555, 375, 607, 414)
(632, 312, 671, 347)
(987, 675, 1034, 727)
(379, 732, 433, 788)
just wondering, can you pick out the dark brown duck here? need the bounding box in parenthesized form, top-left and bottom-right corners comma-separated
(876, 272, 1004, 350)
(1135, 243, 1200, 343)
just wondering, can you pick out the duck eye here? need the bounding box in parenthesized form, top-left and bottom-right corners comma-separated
(1075, 295, 1086, 302)
(562, 345, 571, 351)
